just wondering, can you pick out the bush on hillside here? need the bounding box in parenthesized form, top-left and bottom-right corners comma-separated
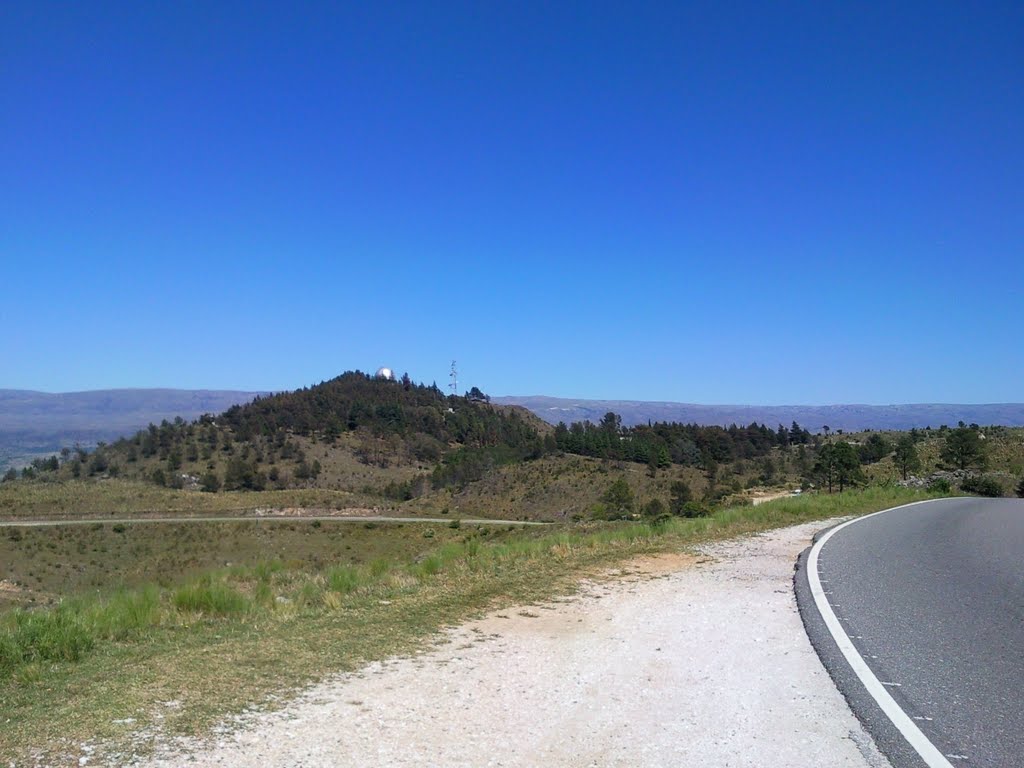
(961, 474, 1004, 498)
(602, 477, 634, 518)
(679, 501, 711, 518)
(642, 497, 670, 524)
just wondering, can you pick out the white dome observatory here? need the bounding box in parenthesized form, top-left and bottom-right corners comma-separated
(375, 366, 395, 381)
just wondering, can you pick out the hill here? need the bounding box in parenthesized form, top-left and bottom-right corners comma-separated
(494, 396, 1024, 432)
(22, 372, 550, 498)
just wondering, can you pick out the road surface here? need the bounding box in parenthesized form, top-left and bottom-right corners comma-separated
(797, 497, 1024, 768)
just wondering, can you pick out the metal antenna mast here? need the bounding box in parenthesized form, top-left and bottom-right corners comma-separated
(449, 360, 458, 397)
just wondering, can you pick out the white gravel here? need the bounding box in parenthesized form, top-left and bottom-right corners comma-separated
(139, 520, 890, 768)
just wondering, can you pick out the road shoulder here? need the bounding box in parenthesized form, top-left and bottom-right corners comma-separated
(137, 521, 890, 768)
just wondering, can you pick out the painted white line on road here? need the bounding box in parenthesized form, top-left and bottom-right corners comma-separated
(808, 498, 955, 768)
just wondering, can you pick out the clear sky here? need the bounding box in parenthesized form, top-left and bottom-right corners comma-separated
(2, 2, 1021, 404)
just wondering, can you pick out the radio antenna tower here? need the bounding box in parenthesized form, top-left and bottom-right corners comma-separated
(449, 360, 458, 397)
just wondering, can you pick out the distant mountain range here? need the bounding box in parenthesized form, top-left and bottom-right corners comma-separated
(4, 387, 1023, 471)
(0, 389, 263, 467)
(492, 396, 1024, 432)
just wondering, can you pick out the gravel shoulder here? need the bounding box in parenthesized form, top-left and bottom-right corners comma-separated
(138, 520, 890, 768)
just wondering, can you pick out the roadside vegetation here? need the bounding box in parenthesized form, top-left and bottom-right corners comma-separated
(1, 485, 945, 764)
(0, 519, 499, 610)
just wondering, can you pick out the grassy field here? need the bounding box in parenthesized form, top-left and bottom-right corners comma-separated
(0, 485, 945, 765)
(0, 457, 785, 524)
(0, 519, 511, 610)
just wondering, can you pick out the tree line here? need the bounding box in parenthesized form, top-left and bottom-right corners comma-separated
(553, 413, 814, 470)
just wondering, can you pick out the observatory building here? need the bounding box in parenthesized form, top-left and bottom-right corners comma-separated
(375, 366, 395, 381)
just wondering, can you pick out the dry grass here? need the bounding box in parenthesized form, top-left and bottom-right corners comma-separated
(0, 479, 389, 520)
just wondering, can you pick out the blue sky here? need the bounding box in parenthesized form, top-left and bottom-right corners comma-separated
(2, 2, 1021, 404)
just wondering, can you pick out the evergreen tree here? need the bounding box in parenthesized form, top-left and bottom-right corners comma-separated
(602, 477, 634, 517)
(893, 435, 922, 480)
(859, 433, 891, 464)
(813, 442, 863, 493)
(940, 426, 987, 471)
(669, 480, 692, 515)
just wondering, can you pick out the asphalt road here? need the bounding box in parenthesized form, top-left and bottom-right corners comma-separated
(798, 497, 1024, 768)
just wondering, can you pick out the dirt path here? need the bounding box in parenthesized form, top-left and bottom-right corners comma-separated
(136, 521, 889, 768)
(0, 515, 546, 528)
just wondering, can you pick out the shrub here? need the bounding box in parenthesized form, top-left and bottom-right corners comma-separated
(928, 477, 952, 494)
(1016, 476, 1024, 499)
(961, 475, 1004, 498)
(669, 480, 692, 514)
(200, 472, 221, 493)
(680, 501, 710, 518)
(642, 498, 670, 524)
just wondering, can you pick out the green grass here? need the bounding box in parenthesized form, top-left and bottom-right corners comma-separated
(0, 484, 946, 764)
(0, 518, 483, 610)
(173, 579, 250, 617)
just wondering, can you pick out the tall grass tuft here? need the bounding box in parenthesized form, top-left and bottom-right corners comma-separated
(414, 555, 442, 579)
(327, 565, 361, 594)
(173, 578, 250, 616)
(0, 608, 95, 678)
(254, 560, 284, 582)
(81, 586, 162, 640)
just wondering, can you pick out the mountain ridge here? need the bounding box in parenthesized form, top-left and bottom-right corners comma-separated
(492, 396, 1024, 432)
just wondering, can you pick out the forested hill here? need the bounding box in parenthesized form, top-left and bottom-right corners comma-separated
(35, 372, 549, 493)
(220, 372, 545, 446)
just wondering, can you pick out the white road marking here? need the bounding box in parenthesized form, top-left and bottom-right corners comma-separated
(808, 498, 955, 768)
